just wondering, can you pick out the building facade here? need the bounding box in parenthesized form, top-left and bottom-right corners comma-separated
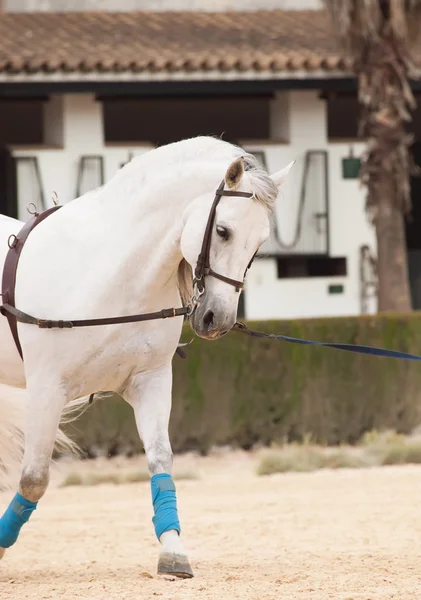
(0, 8, 420, 320)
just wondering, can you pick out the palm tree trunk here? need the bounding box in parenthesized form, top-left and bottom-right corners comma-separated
(358, 38, 415, 312)
(374, 197, 411, 312)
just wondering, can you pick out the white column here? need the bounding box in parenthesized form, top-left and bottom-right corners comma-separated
(62, 94, 104, 200)
(289, 90, 327, 147)
(37, 94, 105, 206)
(62, 94, 104, 150)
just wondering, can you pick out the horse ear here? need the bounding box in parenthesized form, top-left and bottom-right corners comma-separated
(270, 160, 295, 188)
(225, 157, 245, 190)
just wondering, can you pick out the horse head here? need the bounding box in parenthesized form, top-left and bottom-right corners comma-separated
(180, 155, 294, 339)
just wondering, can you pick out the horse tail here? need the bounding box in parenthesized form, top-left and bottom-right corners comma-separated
(0, 383, 80, 490)
(61, 393, 106, 424)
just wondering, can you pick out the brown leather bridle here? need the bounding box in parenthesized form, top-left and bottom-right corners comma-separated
(0, 178, 256, 360)
(193, 179, 254, 296)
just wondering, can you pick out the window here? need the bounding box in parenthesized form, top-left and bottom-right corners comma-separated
(102, 95, 271, 145)
(276, 256, 347, 279)
(328, 92, 421, 140)
(0, 99, 44, 145)
(326, 94, 360, 140)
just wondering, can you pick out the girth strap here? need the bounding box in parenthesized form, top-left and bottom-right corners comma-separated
(0, 303, 188, 329)
(1, 206, 62, 359)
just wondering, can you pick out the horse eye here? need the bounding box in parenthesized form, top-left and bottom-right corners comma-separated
(216, 225, 230, 241)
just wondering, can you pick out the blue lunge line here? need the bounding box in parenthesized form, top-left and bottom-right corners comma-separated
(0, 492, 38, 548)
(151, 473, 181, 540)
(273, 334, 421, 361)
(233, 322, 421, 361)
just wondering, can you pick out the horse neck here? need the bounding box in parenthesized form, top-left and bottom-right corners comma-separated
(83, 161, 228, 306)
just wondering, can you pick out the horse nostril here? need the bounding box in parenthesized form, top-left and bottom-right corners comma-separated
(203, 310, 214, 330)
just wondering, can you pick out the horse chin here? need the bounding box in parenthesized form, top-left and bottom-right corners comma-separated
(194, 328, 229, 341)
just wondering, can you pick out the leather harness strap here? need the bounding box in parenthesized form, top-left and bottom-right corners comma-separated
(1, 206, 62, 359)
(0, 177, 255, 360)
(1, 303, 188, 330)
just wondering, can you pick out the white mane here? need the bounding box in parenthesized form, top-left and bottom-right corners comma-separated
(108, 136, 279, 211)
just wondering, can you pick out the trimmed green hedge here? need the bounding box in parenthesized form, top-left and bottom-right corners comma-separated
(65, 314, 421, 456)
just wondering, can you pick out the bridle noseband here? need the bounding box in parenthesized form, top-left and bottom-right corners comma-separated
(190, 179, 254, 313)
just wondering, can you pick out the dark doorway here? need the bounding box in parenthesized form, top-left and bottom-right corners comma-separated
(0, 146, 18, 219)
(407, 141, 421, 309)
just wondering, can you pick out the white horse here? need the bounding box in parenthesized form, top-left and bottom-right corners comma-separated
(0, 136, 292, 577)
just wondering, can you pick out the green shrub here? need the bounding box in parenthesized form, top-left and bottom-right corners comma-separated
(64, 314, 421, 456)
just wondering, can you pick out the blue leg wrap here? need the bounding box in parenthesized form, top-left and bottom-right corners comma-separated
(151, 473, 181, 540)
(0, 492, 38, 548)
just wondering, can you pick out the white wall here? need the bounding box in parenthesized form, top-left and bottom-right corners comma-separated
(245, 260, 357, 320)
(242, 90, 376, 320)
(10, 90, 375, 321)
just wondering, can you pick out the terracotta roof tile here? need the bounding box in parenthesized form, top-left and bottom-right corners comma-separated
(0, 9, 417, 77)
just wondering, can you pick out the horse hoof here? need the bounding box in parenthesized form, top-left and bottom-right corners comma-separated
(0, 548, 5, 560)
(157, 552, 194, 579)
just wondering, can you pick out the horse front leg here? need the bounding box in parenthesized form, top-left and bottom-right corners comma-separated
(0, 380, 67, 559)
(123, 364, 193, 579)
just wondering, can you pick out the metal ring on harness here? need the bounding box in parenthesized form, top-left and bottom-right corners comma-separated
(26, 203, 39, 217)
(7, 235, 17, 250)
(186, 283, 205, 316)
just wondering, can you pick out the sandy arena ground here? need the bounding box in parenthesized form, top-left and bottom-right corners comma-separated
(1, 450, 421, 600)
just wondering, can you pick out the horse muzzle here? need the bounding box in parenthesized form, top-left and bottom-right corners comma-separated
(189, 297, 235, 340)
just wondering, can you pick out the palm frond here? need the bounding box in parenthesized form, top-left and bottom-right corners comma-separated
(323, 0, 421, 50)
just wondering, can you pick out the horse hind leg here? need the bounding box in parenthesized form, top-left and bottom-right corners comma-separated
(0, 382, 68, 558)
